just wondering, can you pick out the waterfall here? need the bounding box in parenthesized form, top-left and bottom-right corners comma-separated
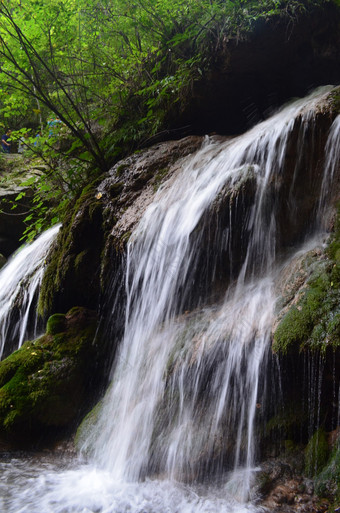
(318, 114, 340, 222)
(0, 224, 60, 359)
(82, 87, 336, 494)
(2, 86, 339, 513)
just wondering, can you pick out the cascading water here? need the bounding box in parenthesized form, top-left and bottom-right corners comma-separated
(0, 224, 60, 359)
(1, 86, 339, 513)
(85, 87, 335, 487)
(318, 114, 340, 221)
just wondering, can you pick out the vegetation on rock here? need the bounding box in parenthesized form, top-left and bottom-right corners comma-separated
(271, 206, 340, 507)
(273, 206, 340, 354)
(0, 306, 103, 446)
(315, 441, 340, 505)
(305, 428, 330, 477)
(37, 179, 104, 317)
(0, 3, 338, 510)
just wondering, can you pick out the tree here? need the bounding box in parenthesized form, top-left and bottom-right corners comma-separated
(0, 0, 109, 171)
(0, 0, 334, 240)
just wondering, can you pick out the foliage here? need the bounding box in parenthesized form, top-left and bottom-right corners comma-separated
(0, 0, 337, 239)
(0, 0, 334, 154)
(0, 127, 100, 241)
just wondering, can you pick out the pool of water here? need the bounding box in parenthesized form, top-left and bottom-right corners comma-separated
(0, 453, 266, 513)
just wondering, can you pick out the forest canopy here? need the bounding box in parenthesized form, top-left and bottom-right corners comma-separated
(0, 0, 338, 239)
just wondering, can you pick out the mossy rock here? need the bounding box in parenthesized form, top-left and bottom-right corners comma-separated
(109, 182, 124, 198)
(330, 86, 340, 115)
(0, 253, 6, 269)
(46, 313, 67, 335)
(74, 398, 104, 454)
(38, 179, 105, 317)
(305, 428, 330, 477)
(273, 306, 312, 354)
(266, 407, 308, 441)
(315, 442, 340, 503)
(274, 231, 340, 354)
(0, 306, 104, 447)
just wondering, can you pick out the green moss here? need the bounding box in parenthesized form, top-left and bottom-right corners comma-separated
(273, 307, 311, 354)
(79, 177, 103, 198)
(46, 313, 67, 335)
(274, 270, 340, 353)
(120, 230, 131, 244)
(74, 398, 103, 452)
(37, 207, 79, 317)
(328, 202, 340, 261)
(274, 204, 340, 354)
(116, 164, 129, 177)
(66, 306, 87, 317)
(305, 428, 330, 477)
(0, 307, 103, 445)
(315, 442, 340, 503)
(329, 87, 340, 115)
(153, 167, 169, 191)
(88, 201, 102, 221)
(266, 407, 308, 438)
(74, 250, 88, 271)
(109, 182, 124, 198)
(38, 179, 104, 317)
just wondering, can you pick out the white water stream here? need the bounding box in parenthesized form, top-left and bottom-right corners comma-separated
(0, 224, 60, 359)
(1, 87, 339, 512)
(318, 114, 340, 220)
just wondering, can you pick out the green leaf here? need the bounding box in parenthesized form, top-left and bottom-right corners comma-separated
(14, 192, 26, 201)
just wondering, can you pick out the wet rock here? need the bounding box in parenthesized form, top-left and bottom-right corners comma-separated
(271, 202, 340, 447)
(40, 84, 339, 321)
(0, 307, 104, 448)
(38, 181, 106, 317)
(257, 458, 331, 512)
(0, 253, 6, 269)
(273, 243, 328, 333)
(46, 313, 67, 335)
(39, 136, 204, 320)
(98, 135, 204, 243)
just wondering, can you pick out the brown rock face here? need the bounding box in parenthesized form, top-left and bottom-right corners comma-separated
(38, 136, 205, 322)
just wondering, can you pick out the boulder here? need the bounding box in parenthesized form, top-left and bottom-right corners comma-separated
(38, 136, 204, 320)
(0, 306, 104, 447)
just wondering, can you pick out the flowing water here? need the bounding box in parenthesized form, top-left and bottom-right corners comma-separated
(1, 87, 339, 512)
(0, 224, 60, 359)
(318, 114, 340, 222)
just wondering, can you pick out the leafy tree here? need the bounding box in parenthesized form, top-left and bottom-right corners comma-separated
(0, 0, 108, 170)
(0, 0, 336, 239)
